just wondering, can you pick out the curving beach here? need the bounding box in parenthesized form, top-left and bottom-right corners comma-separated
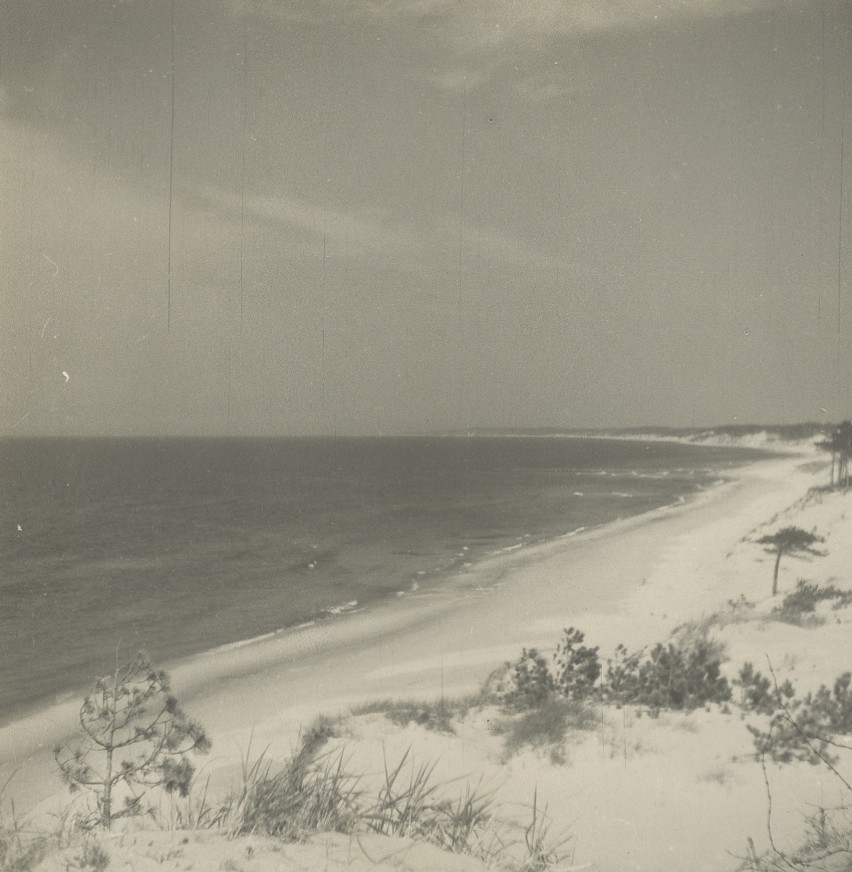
(4, 1, 849, 867)
(7, 442, 850, 871)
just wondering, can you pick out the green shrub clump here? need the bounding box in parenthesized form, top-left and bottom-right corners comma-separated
(749, 672, 852, 765)
(772, 580, 852, 625)
(734, 662, 795, 716)
(553, 628, 601, 700)
(486, 629, 600, 760)
(499, 629, 600, 711)
(503, 649, 557, 711)
(604, 629, 731, 712)
(497, 625, 729, 715)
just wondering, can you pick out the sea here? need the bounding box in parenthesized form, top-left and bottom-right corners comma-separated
(0, 436, 770, 724)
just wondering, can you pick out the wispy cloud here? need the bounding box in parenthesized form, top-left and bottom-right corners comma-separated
(238, 0, 795, 99)
(440, 0, 790, 46)
(233, 0, 451, 23)
(242, 0, 799, 41)
(189, 182, 587, 284)
(191, 185, 423, 260)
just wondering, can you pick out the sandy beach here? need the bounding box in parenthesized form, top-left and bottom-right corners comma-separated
(4, 0, 848, 866)
(7, 441, 852, 872)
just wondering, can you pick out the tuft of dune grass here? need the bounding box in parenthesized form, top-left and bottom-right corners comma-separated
(0, 777, 50, 872)
(491, 697, 597, 764)
(351, 695, 482, 734)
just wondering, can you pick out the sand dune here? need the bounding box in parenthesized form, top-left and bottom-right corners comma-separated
(8, 443, 852, 871)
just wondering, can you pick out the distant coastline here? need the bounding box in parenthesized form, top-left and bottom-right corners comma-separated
(433, 421, 826, 442)
(0, 435, 771, 724)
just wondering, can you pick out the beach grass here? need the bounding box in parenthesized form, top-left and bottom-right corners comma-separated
(490, 697, 597, 763)
(11, 445, 852, 872)
(350, 695, 482, 733)
(0, 780, 48, 872)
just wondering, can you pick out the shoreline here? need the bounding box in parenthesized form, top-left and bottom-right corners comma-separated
(0, 435, 762, 728)
(0, 440, 753, 730)
(3, 445, 816, 823)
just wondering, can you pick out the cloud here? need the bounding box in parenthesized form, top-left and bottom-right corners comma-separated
(230, 0, 450, 23)
(235, 0, 797, 98)
(191, 185, 424, 261)
(242, 0, 800, 43)
(189, 181, 587, 287)
(440, 0, 790, 46)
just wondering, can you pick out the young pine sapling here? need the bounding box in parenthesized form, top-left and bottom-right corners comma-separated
(54, 652, 210, 829)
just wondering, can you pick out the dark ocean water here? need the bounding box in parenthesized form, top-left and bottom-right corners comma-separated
(0, 436, 768, 722)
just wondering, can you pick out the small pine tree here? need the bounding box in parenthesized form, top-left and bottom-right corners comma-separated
(505, 649, 555, 710)
(553, 627, 600, 700)
(757, 527, 825, 596)
(54, 652, 210, 829)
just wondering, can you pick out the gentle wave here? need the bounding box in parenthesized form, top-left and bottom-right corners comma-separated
(0, 435, 768, 719)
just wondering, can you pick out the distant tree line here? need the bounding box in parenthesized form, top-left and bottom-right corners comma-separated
(818, 420, 852, 489)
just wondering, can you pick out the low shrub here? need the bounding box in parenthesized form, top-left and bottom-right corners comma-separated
(493, 630, 600, 711)
(734, 662, 795, 716)
(553, 628, 600, 700)
(605, 627, 731, 712)
(772, 580, 852, 626)
(501, 649, 556, 711)
(749, 672, 852, 765)
(496, 623, 730, 716)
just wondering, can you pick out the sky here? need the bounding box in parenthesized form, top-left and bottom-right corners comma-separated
(0, 0, 850, 436)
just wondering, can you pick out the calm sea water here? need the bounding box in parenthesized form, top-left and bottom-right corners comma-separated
(0, 436, 767, 722)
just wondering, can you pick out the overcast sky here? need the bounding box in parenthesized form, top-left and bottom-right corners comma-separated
(1, 0, 850, 436)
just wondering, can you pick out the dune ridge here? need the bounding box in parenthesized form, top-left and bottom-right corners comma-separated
(7, 441, 852, 871)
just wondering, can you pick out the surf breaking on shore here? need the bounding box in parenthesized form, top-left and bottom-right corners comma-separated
(3, 443, 811, 795)
(0, 435, 764, 723)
